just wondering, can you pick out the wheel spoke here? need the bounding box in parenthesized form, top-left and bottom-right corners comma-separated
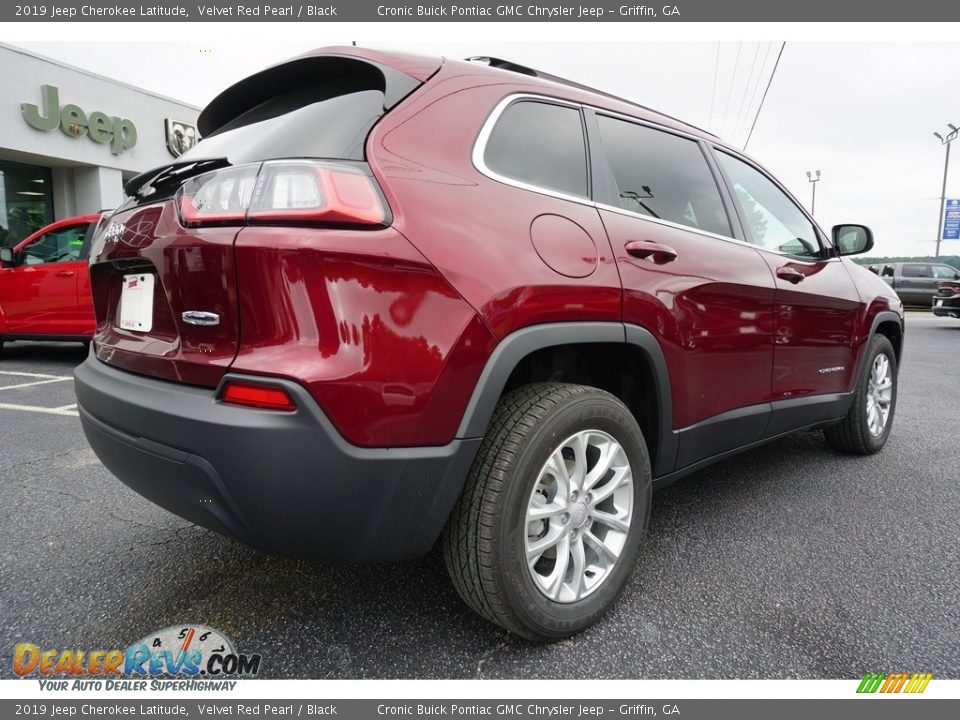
(584, 530, 619, 564)
(527, 500, 567, 521)
(569, 433, 589, 493)
(527, 523, 564, 561)
(542, 535, 570, 600)
(583, 438, 618, 492)
(567, 537, 586, 599)
(867, 405, 881, 434)
(592, 508, 630, 533)
(544, 451, 571, 497)
(590, 466, 632, 504)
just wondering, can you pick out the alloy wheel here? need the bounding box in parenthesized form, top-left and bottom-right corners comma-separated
(524, 430, 634, 603)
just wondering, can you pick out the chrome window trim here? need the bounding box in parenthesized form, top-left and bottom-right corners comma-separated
(472, 93, 591, 205)
(594, 201, 752, 248)
(472, 92, 838, 263)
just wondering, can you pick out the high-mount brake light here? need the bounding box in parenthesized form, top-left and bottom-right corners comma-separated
(176, 161, 388, 228)
(221, 381, 297, 412)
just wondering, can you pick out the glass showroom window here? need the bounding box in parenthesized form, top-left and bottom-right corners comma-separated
(0, 160, 54, 247)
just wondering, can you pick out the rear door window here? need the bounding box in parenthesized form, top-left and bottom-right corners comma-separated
(901, 264, 928, 278)
(483, 100, 589, 198)
(594, 115, 732, 237)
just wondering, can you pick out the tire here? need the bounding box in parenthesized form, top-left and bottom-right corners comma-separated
(442, 382, 652, 641)
(824, 334, 898, 454)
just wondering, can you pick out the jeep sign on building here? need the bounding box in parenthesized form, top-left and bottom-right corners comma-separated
(0, 43, 199, 248)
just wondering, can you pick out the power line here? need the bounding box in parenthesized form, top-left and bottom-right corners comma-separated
(731, 42, 763, 143)
(737, 42, 773, 145)
(708, 42, 720, 129)
(743, 41, 786, 151)
(719, 41, 743, 138)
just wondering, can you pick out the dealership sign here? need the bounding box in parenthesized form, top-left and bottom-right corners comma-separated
(21, 84, 137, 155)
(943, 199, 960, 241)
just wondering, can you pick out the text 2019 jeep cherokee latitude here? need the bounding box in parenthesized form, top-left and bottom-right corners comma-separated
(75, 47, 904, 641)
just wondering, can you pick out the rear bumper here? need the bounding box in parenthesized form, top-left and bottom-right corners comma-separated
(74, 353, 480, 561)
(933, 298, 960, 318)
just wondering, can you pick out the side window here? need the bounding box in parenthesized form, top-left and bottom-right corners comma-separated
(594, 115, 731, 237)
(22, 226, 88, 265)
(901, 264, 928, 278)
(881, 265, 895, 278)
(483, 100, 588, 198)
(716, 151, 821, 258)
(932, 265, 960, 280)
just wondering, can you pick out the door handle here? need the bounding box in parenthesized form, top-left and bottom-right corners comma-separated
(624, 240, 678, 264)
(55, 270, 75, 277)
(776, 266, 805, 284)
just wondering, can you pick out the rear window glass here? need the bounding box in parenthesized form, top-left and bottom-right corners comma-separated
(180, 90, 386, 165)
(932, 265, 959, 279)
(901, 264, 928, 278)
(483, 101, 588, 198)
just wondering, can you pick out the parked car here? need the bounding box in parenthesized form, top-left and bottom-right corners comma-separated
(878, 261, 960, 306)
(0, 213, 105, 355)
(74, 47, 904, 641)
(933, 280, 960, 319)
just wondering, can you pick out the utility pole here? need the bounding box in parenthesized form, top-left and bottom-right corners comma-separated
(934, 124, 958, 259)
(805, 170, 821, 216)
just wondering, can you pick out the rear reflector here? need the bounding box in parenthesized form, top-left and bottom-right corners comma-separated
(221, 381, 297, 411)
(177, 160, 388, 228)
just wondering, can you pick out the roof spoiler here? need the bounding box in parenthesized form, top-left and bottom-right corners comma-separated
(198, 54, 422, 137)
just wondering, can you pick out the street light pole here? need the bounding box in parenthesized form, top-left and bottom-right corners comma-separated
(934, 124, 959, 259)
(805, 170, 821, 216)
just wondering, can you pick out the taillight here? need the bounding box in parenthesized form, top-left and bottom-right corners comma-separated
(221, 381, 297, 412)
(177, 160, 389, 228)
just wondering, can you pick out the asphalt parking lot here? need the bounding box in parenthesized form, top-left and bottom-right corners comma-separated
(1, 311, 958, 680)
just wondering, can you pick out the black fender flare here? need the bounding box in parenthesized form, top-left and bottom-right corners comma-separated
(854, 310, 904, 389)
(455, 322, 677, 477)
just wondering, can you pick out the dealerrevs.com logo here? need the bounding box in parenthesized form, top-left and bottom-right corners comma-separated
(13, 625, 261, 691)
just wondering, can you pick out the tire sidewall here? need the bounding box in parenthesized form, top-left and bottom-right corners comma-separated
(495, 394, 651, 640)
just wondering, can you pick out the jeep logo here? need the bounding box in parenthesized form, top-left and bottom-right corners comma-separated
(21, 84, 137, 155)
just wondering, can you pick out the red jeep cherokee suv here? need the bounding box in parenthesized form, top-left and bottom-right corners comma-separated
(75, 48, 904, 640)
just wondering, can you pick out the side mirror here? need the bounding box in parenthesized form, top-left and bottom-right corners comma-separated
(0, 247, 13, 265)
(833, 224, 874, 256)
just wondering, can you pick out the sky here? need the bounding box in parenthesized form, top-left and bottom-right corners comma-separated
(13, 39, 960, 258)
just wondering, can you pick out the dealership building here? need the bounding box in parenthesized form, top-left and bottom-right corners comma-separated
(0, 43, 199, 247)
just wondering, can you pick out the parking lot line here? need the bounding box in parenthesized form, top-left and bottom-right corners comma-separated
(0, 401, 80, 417)
(0, 370, 72, 380)
(0, 377, 73, 392)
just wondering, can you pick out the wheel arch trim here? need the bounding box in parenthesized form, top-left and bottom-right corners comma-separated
(856, 310, 904, 388)
(455, 322, 678, 477)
